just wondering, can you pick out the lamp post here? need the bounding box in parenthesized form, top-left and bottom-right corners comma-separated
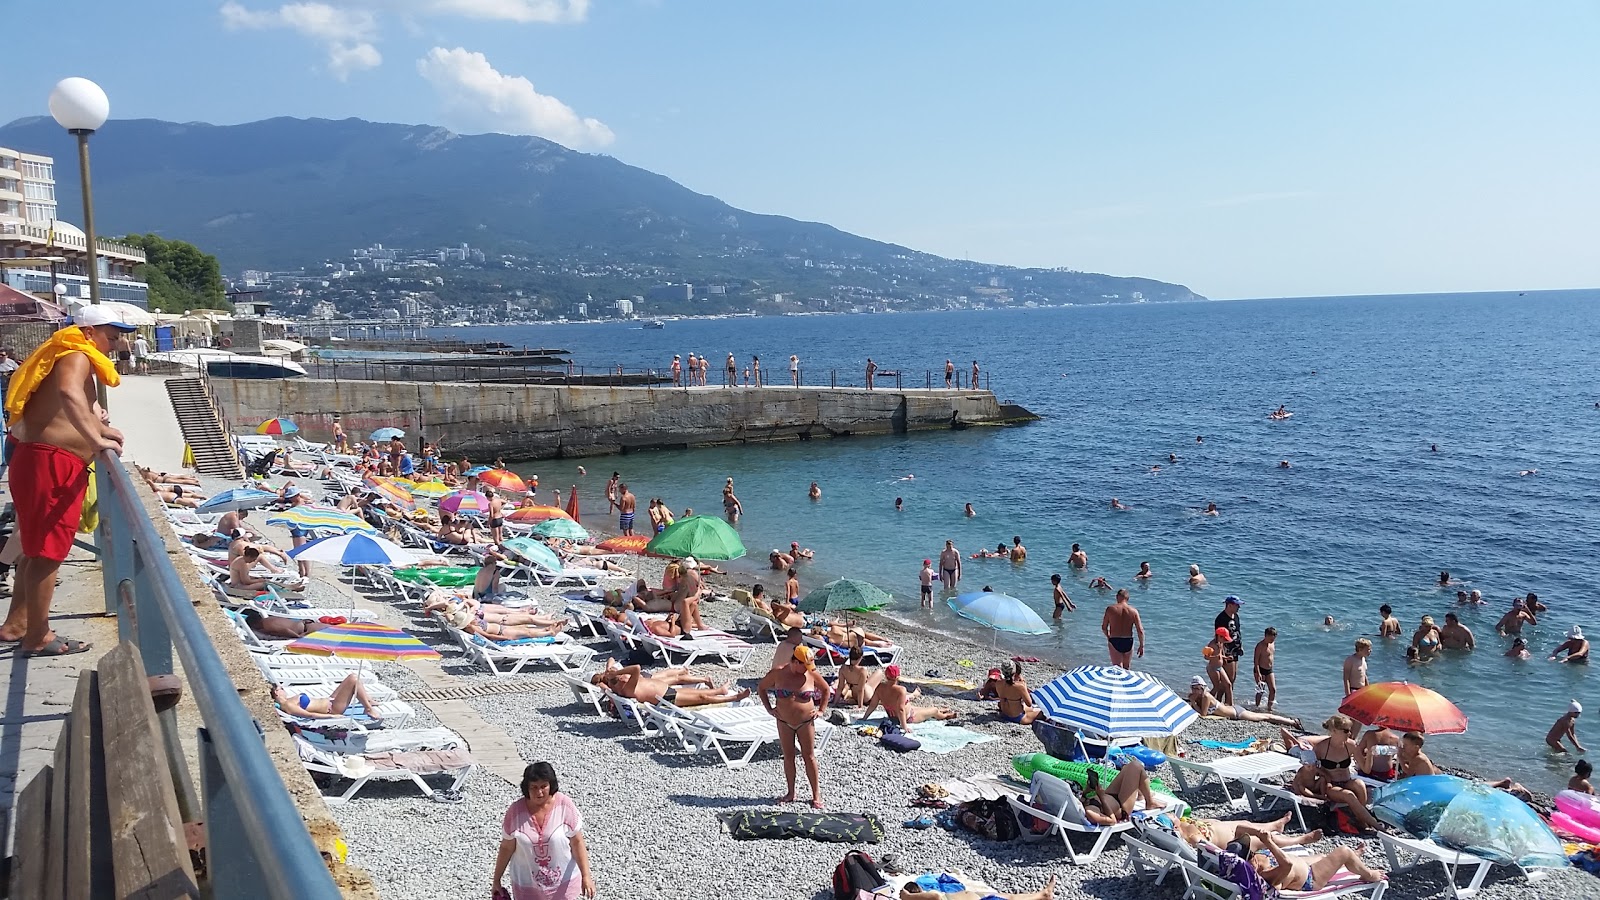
(49, 77, 111, 407)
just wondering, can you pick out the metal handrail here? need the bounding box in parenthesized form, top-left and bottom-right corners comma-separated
(97, 453, 343, 898)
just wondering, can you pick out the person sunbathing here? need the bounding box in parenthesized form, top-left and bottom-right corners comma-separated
(270, 673, 383, 721)
(994, 660, 1042, 724)
(438, 600, 564, 641)
(240, 608, 328, 639)
(591, 661, 749, 707)
(1175, 811, 1323, 852)
(146, 478, 206, 507)
(861, 664, 956, 730)
(835, 646, 884, 707)
(622, 578, 675, 613)
(229, 538, 290, 571)
(751, 591, 805, 629)
(137, 466, 201, 487)
(612, 607, 683, 638)
(900, 875, 1057, 900)
(1186, 679, 1301, 727)
(431, 513, 478, 545)
(189, 529, 236, 551)
(227, 547, 274, 593)
(1249, 831, 1386, 891)
(1080, 756, 1160, 825)
(818, 622, 893, 650)
(1281, 714, 1382, 831)
(423, 592, 564, 628)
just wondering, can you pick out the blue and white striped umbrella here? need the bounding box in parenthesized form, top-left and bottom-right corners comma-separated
(946, 591, 1050, 642)
(197, 488, 278, 514)
(1031, 665, 1200, 738)
(287, 532, 418, 567)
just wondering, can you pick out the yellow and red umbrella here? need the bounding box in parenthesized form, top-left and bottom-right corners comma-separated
(596, 534, 651, 554)
(478, 468, 528, 494)
(256, 417, 299, 435)
(506, 505, 572, 524)
(1339, 682, 1467, 735)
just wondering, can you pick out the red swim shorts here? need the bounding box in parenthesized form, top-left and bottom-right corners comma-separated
(10, 442, 91, 562)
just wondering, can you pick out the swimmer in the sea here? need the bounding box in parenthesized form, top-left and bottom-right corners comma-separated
(1323, 615, 1336, 627)
(898, 474, 915, 481)
(1168, 453, 1178, 463)
(894, 497, 903, 512)
(1204, 502, 1219, 516)
(1430, 444, 1437, 452)
(1278, 460, 1292, 469)
(1438, 570, 1453, 587)
(1519, 469, 1538, 477)
(1134, 561, 1152, 580)
(1196, 435, 1204, 443)
(1110, 498, 1129, 511)
(1088, 576, 1112, 591)
(1149, 465, 1161, 474)
(964, 502, 976, 517)
(577, 465, 587, 475)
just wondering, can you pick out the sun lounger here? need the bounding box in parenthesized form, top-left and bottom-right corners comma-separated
(1123, 835, 1196, 890)
(1006, 770, 1134, 864)
(1234, 779, 1328, 833)
(564, 598, 611, 638)
(1377, 833, 1541, 900)
(638, 628, 755, 670)
(801, 633, 902, 670)
(498, 558, 615, 589)
(432, 612, 595, 675)
(293, 725, 464, 756)
(255, 654, 377, 685)
(1167, 751, 1304, 809)
(274, 696, 416, 730)
(292, 734, 475, 805)
(650, 702, 835, 769)
(1126, 835, 1388, 900)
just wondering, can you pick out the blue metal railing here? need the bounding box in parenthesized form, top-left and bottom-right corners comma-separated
(94, 452, 343, 899)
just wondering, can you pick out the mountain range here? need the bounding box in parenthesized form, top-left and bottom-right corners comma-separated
(0, 115, 1202, 307)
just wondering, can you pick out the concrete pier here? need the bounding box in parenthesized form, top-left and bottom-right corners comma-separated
(209, 379, 1038, 461)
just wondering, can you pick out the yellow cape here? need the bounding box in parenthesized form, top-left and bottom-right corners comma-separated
(3, 326, 121, 424)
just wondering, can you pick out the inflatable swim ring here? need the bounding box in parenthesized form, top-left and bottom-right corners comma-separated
(1552, 811, 1600, 844)
(1013, 753, 1176, 800)
(1556, 790, 1600, 827)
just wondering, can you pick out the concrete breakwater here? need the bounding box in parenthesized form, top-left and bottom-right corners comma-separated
(211, 378, 1038, 460)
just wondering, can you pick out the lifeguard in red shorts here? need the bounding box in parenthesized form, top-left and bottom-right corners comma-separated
(0, 306, 131, 656)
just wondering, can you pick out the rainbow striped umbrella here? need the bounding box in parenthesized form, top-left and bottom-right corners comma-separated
(478, 468, 528, 494)
(285, 622, 440, 661)
(439, 490, 490, 516)
(363, 475, 417, 511)
(264, 506, 378, 534)
(506, 505, 571, 524)
(256, 418, 299, 435)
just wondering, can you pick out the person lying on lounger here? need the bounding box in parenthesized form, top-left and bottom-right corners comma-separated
(900, 874, 1057, 900)
(431, 512, 477, 545)
(816, 622, 893, 650)
(1186, 678, 1302, 728)
(590, 661, 749, 707)
(137, 466, 201, 487)
(861, 664, 956, 730)
(750, 590, 805, 629)
(1175, 811, 1324, 853)
(240, 608, 328, 639)
(622, 578, 675, 614)
(605, 605, 683, 637)
(437, 599, 565, 641)
(270, 673, 383, 721)
(424, 591, 565, 628)
(1079, 756, 1160, 825)
(1249, 831, 1386, 891)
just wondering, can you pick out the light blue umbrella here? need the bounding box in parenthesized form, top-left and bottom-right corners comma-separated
(1032, 665, 1200, 738)
(463, 465, 492, 477)
(370, 427, 406, 442)
(530, 518, 589, 541)
(197, 488, 278, 514)
(288, 533, 418, 567)
(502, 537, 562, 573)
(946, 591, 1050, 645)
(1371, 775, 1568, 869)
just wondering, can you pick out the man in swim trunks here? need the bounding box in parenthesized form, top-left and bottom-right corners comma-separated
(1343, 638, 1371, 696)
(1101, 589, 1143, 668)
(939, 540, 962, 593)
(0, 306, 132, 656)
(1496, 598, 1536, 635)
(1252, 627, 1278, 710)
(944, 359, 954, 387)
(920, 559, 934, 608)
(1050, 573, 1074, 618)
(1378, 604, 1402, 638)
(485, 486, 505, 544)
(1551, 626, 1590, 663)
(1440, 612, 1475, 650)
(1547, 701, 1585, 753)
(617, 483, 636, 535)
(591, 660, 748, 707)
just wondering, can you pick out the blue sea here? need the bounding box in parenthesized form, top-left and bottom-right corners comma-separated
(447, 291, 1600, 788)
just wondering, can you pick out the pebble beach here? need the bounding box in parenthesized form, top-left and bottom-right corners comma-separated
(229, 489, 1600, 900)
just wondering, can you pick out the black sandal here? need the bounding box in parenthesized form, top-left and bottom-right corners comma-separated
(19, 635, 92, 657)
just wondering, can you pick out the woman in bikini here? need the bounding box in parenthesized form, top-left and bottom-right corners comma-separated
(834, 646, 883, 707)
(1250, 832, 1386, 893)
(994, 660, 1042, 724)
(1186, 678, 1301, 727)
(861, 664, 957, 731)
(270, 673, 382, 720)
(1079, 756, 1160, 825)
(423, 591, 565, 629)
(1176, 811, 1323, 853)
(1284, 714, 1381, 830)
(758, 645, 831, 808)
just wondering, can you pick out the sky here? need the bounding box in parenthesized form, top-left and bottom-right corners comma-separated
(5, 1, 1598, 299)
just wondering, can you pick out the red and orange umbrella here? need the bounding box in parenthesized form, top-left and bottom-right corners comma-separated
(506, 505, 572, 524)
(363, 475, 417, 511)
(596, 535, 650, 554)
(564, 486, 581, 524)
(478, 468, 528, 494)
(1339, 682, 1467, 735)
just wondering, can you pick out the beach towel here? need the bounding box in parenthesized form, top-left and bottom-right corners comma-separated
(1197, 738, 1256, 750)
(3, 325, 120, 424)
(903, 721, 997, 755)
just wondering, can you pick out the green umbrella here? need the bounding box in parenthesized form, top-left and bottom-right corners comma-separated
(531, 518, 589, 541)
(644, 515, 747, 560)
(502, 537, 562, 572)
(798, 578, 893, 614)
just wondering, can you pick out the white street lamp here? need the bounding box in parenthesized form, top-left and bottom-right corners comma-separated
(50, 77, 111, 406)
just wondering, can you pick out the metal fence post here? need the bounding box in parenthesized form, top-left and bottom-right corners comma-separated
(831, 370, 837, 389)
(201, 728, 271, 900)
(130, 533, 174, 677)
(96, 465, 124, 619)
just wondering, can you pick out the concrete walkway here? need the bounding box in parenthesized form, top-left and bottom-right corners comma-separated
(110, 373, 187, 473)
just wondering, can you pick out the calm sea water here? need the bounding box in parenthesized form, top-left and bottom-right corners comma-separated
(448, 291, 1600, 787)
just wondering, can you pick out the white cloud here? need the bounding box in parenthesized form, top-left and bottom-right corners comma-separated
(421, 0, 589, 23)
(221, 2, 381, 78)
(417, 47, 615, 149)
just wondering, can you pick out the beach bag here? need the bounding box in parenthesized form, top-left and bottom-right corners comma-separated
(956, 798, 1019, 842)
(717, 810, 884, 843)
(880, 732, 920, 753)
(832, 850, 887, 900)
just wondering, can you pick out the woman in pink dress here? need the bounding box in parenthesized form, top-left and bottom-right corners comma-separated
(493, 763, 596, 900)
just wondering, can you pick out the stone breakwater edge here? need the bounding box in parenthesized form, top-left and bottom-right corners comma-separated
(222, 484, 1596, 900)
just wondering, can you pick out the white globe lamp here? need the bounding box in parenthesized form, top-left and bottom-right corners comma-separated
(49, 78, 110, 133)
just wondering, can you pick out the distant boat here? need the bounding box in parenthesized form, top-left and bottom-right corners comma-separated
(149, 349, 307, 379)
(643, 320, 666, 329)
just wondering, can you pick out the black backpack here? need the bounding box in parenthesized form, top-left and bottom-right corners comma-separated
(832, 849, 886, 900)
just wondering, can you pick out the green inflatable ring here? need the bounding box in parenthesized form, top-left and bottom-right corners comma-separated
(1011, 752, 1176, 798)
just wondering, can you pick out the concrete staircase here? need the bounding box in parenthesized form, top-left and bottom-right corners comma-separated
(165, 378, 245, 479)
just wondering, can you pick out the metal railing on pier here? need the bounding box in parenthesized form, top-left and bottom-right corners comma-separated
(95, 454, 343, 900)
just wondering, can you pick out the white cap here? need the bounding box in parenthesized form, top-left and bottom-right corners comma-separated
(682, 556, 699, 568)
(1572, 700, 1584, 714)
(1190, 675, 1206, 688)
(70, 305, 137, 331)
(1570, 625, 1584, 639)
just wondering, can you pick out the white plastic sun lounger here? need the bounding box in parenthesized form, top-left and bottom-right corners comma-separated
(801, 633, 902, 670)
(650, 702, 836, 769)
(1378, 833, 1542, 900)
(435, 616, 595, 676)
(639, 628, 754, 670)
(1166, 751, 1304, 809)
(274, 696, 417, 730)
(1006, 770, 1135, 864)
(292, 734, 475, 805)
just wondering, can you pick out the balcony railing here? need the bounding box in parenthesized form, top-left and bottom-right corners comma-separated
(1, 221, 146, 260)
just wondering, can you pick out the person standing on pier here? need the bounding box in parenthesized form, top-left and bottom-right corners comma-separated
(0, 306, 133, 656)
(945, 359, 955, 387)
(726, 353, 737, 387)
(865, 358, 877, 390)
(790, 354, 800, 387)
(618, 484, 637, 536)
(671, 355, 682, 386)
(971, 360, 981, 390)
(752, 355, 762, 387)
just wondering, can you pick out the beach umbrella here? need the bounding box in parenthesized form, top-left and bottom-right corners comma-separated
(506, 505, 572, 524)
(463, 465, 491, 477)
(645, 515, 747, 560)
(287, 532, 417, 567)
(798, 578, 893, 614)
(478, 468, 527, 494)
(392, 566, 480, 588)
(1339, 682, 1468, 735)
(946, 591, 1050, 644)
(530, 518, 589, 541)
(564, 486, 581, 524)
(363, 476, 417, 512)
(197, 487, 278, 514)
(264, 506, 377, 535)
(256, 417, 299, 435)
(596, 535, 651, 554)
(1032, 665, 1200, 738)
(503, 537, 562, 572)
(1370, 775, 1567, 869)
(286, 622, 440, 662)
(369, 427, 405, 442)
(409, 481, 450, 498)
(439, 490, 489, 517)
